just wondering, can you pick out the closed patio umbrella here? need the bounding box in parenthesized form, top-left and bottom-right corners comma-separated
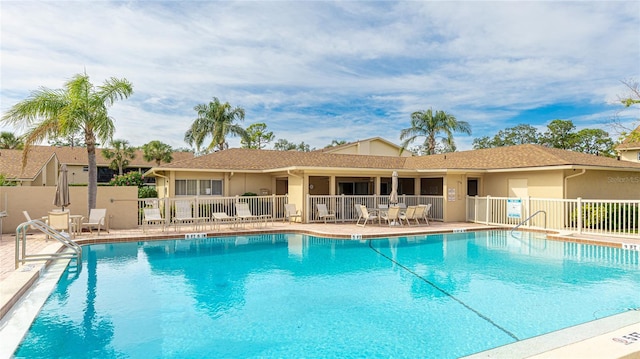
(389, 171, 398, 205)
(54, 164, 71, 211)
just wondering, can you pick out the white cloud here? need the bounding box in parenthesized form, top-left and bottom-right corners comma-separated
(1, 1, 638, 151)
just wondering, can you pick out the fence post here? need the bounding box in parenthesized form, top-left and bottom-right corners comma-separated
(272, 194, 276, 220)
(485, 195, 491, 225)
(577, 197, 583, 234)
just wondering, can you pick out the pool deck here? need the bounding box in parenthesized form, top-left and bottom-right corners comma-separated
(1, 221, 639, 358)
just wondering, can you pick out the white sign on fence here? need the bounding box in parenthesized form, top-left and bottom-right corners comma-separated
(507, 199, 522, 219)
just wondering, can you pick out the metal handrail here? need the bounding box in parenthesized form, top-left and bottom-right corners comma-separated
(15, 219, 82, 269)
(510, 210, 546, 238)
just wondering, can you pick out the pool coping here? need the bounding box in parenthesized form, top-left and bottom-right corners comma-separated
(1, 225, 639, 358)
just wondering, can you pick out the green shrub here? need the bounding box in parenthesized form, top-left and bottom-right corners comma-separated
(138, 186, 157, 198)
(109, 172, 144, 187)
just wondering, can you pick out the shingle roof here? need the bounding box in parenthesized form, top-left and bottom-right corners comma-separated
(161, 148, 406, 171)
(22, 146, 193, 167)
(0, 148, 56, 180)
(155, 144, 640, 173)
(406, 144, 640, 170)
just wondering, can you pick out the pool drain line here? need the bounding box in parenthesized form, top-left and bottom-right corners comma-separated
(367, 240, 519, 341)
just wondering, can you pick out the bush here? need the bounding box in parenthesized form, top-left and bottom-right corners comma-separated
(109, 172, 144, 187)
(138, 186, 158, 198)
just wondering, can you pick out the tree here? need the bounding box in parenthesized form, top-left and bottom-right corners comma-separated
(273, 139, 313, 151)
(0, 131, 23, 149)
(324, 139, 347, 148)
(473, 124, 539, 149)
(400, 108, 471, 155)
(542, 119, 577, 149)
(142, 140, 173, 166)
(184, 97, 248, 153)
(241, 123, 274, 149)
(48, 132, 86, 147)
(616, 79, 640, 143)
(573, 128, 615, 157)
(1, 72, 133, 212)
(102, 139, 136, 175)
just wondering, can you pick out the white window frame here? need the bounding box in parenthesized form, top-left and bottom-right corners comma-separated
(175, 179, 223, 196)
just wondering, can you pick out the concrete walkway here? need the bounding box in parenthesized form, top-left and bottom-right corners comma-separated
(1, 221, 638, 359)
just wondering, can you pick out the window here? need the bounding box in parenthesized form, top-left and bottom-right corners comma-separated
(175, 179, 223, 196)
(199, 180, 223, 196)
(637, 152, 640, 161)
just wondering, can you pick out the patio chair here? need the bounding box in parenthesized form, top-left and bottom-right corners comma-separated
(419, 204, 432, 225)
(235, 202, 270, 227)
(399, 205, 417, 226)
(356, 204, 378, 227)
(48, 210, 73, 238)
(143, 208, 166, 233)
(81, 208, 108, 235)
(284, 203, 302, 224)
(316, 203, 336, 223)
(212, 212, 237, 230)
(412, 205, 426, 226)
(380, 206, 401, 226)
(172, 200, 206, 231)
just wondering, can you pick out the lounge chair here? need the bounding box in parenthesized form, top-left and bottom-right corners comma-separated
(356, 204, 378, 227)
(235, 202, 270, 227)
(380, 206, 401, 226)
(143, 208, 166, 233)
(172, 200, 206, 231)
(316, 203, 336, 223)
(212, 212, 236, 230)
(48, 211, 73, 238)
(284, 203, 302, 224)
(81, 208, 108, 235)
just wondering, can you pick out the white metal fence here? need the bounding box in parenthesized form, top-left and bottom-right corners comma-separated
(306, 194, 444, 223)
(467, 196, 640, 239)
(136, 195, 290, 226)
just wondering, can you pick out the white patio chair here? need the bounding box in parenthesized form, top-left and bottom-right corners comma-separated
(284, 203, 302, 224)
(399, 205, 417, 226)
(356, 204, 378, 227)
(143, 208, 166, 233)
(316, 203, 336, 223)
(81, 208, 108, 235)
(48, 210, 73, 238)
(380, 206, 401, 226)
(235, 202, 270, 227)
(172, 200, 206, 231)
(212, 212, 237, 230)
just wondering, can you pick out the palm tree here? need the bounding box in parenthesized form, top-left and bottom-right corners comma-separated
(102, 139, 136, 176)
(1, 72, 133, 212)
(0, 131, 24, 149)
(400, 108, 471, 155)
(184, 97, 248, 153)
(142, 140, 173, 166)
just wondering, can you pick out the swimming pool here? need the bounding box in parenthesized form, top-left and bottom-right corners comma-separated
(10, 231, 640, 358)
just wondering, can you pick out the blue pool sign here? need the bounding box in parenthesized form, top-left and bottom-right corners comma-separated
(507, 199, 522, 219)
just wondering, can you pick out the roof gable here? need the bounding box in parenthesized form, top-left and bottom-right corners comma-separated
(318, 137, 412, 157)
(0, 148, 57, 180)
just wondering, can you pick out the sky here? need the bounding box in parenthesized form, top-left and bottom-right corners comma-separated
(1, 1, 639, 152)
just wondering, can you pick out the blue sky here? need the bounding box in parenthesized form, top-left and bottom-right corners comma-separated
(1, 1, 639, 152)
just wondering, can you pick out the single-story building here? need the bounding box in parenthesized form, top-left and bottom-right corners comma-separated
(0, 146, 194, 186)
(145, 137, 640, 222)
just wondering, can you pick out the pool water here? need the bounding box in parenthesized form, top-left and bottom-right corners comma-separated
(13, 231, 640, 358)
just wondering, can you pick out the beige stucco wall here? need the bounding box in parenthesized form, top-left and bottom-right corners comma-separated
(482, 171, 564, 198)
(619, 150, 639, 163)
(565, 170, 640, 199)
(0, 186, 138, 233)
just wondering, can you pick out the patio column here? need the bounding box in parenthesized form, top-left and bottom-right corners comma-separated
(329, 176, 336, 195)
